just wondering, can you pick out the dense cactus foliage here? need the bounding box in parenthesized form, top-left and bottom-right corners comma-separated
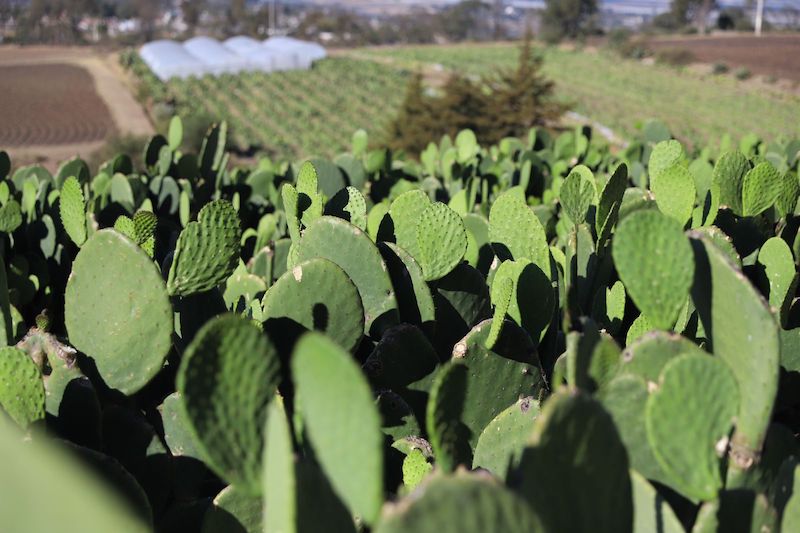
(1, 118, 800, 532)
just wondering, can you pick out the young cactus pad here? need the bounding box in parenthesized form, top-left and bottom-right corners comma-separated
(167, 199, 242, 296)
(612, 209, 694, 331)
(65, 230, 173, 394)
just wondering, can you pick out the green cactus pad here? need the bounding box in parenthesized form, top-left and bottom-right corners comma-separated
(776, 461, 800, 532)
(0, 200, 22, 233)
(599, 374, 669, 485)
(592, 280, 626, 335)
(296, 162, 324, 227)
(402, 449, 432, 491)
(596, 163, 628, 244)
(263, 398, 297, 533)
(415, 202, 468, 281)
(620, 330, 706, 383)
(776, 169, 799, 217)
(325, 186, 367, 230)
(375, 472, 545, 533)
(645, 353, 738, 501)
(296, 216, 399, 337)
(451, 319, 545, 450)
(291, 333, 383, 524)
(168, 116, 183, 150)
(486, 278, 512, 350)
(690, 232, 779, 470)
(648, 140, 684, 181)
(519, 389, 632, 533)
(263, 258, 364, 352)
(65, 230, 172, 394)
(712, 151, 750, 215)
(651, 163, 696, 225)
(472, 396, 539, 480)
(159, 392, 201, 460)
(367, 202, 390, 241)
(201, 485, 261, 533)
(630, 470, 684, 533)
(612, 209, 694, 330)
(59, 176, 87, 246)
(390, 190, 431, 260)
(741, 162, 782, 217)
(560, 165, 596, 225)
(379, 242, 436, 328)
(177, 314, 281, 495)
(0, 418, 149, 533)
(758, 236, 796, 317)
(282, 183, 302, 243)
(427, 361, 472, 472)
(113, 215, 135, 240)
(132, 211, 157, 244)
(0, 347, 45, 428)
(489, 187, 550, 275)
(490, 259, 554, 342)
(167, 200, 242, 296)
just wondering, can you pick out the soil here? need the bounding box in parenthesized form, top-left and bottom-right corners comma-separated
(648, 34, 800, 82)
(0, 45, 154, 169)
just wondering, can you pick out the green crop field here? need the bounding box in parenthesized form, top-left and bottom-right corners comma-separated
(129, 56, 408, 160)
(357, 42, 800, 148)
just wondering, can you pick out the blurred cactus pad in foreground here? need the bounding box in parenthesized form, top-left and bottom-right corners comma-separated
(2, 117, 800, 533)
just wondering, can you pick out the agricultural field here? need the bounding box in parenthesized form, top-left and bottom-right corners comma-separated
(0, 63, 115, 146)
(648, 33, 800, 82)
(0, 46, 153, 167)
(132, 56, 408, 160)
(358, 42, 800, 148)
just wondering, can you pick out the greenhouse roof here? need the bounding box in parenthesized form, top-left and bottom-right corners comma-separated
(139, 36, 326, 81)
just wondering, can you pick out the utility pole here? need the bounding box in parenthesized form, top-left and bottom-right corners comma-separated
(755, 0, 765, 36)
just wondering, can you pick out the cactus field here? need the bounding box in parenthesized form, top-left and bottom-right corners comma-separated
(2, 115, 800, 533)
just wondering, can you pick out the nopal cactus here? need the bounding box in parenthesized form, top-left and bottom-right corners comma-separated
(2, 117, 799, 533)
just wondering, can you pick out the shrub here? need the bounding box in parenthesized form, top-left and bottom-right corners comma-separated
(735, 67, 752, 80)
(386, 36, 566, 153)
(712, 62, 729, 75)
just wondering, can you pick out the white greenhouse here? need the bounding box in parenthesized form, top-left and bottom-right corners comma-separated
(139, 35, 327, 81)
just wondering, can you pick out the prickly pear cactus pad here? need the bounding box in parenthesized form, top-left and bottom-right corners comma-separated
(519, 389, 632, 533)
(645, 353, 739, 501)
(59, 176, 87, 246)
(167, 199, 242, 296)
(296, 216, 399, 337)
(375, 472, 545, 533)
(65, 230, 172, 394)
(177, 314, 281, 495)
(472, 396, 539, 480)
(291, 333, 384, 524)
(612, 210, 694, 330)
(262, 258, 364, 352)
(415, 202, 468, 281)
(560, 165, 596, 225)
(690, 232, 780, 472)
(0, 346, 45, 428)
(489, 187, 550, 273)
